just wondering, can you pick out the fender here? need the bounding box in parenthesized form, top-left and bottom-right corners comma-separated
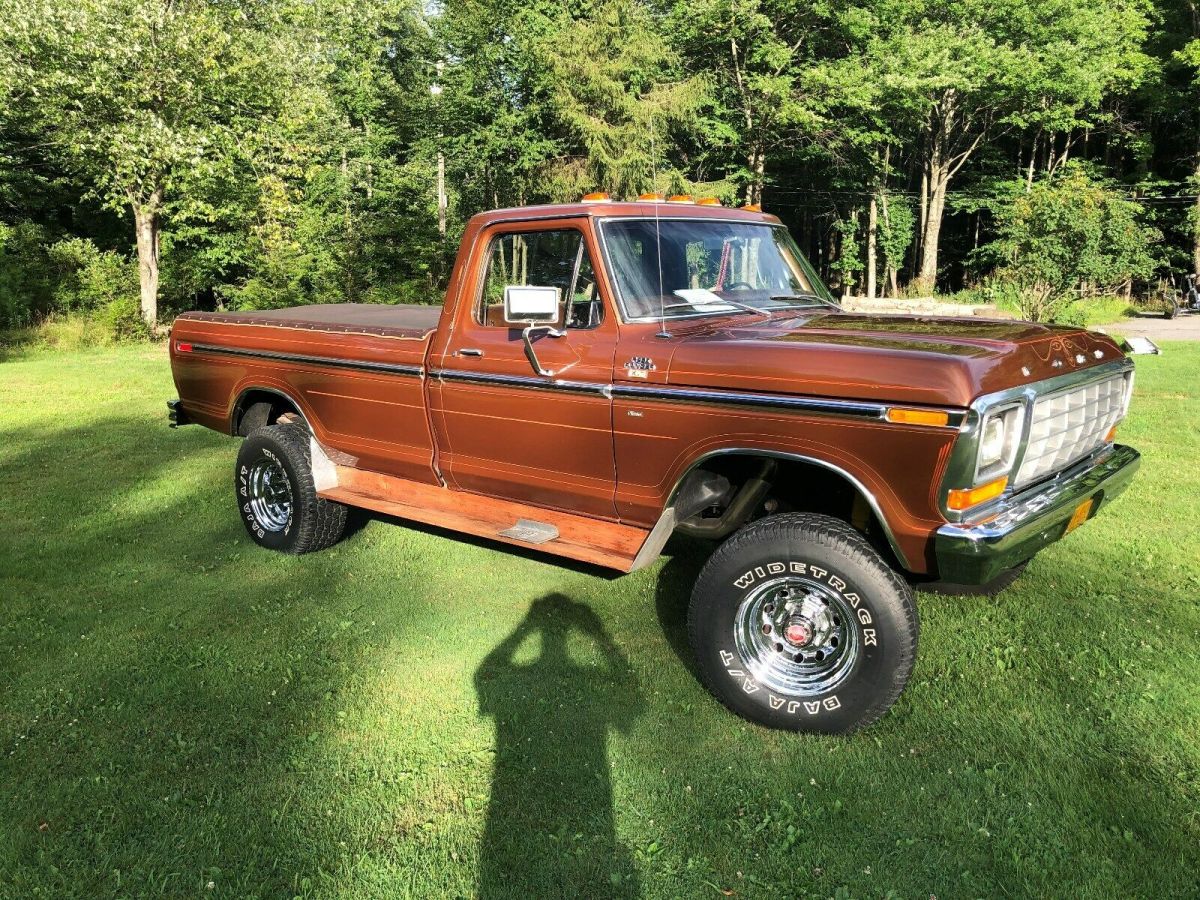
(661, 448, 912, 571)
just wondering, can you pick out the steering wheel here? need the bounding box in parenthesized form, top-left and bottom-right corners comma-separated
(725, 281, 755, 292)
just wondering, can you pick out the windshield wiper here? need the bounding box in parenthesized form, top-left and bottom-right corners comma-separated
(658, 299, 773, 319)
(769, 294, 841, 310)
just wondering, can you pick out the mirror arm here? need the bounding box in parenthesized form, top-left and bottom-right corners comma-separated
(522, 324, 566, 377)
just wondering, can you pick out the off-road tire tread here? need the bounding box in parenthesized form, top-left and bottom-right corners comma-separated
(688, 512, 918, 733)
(243, 423, 347, 554)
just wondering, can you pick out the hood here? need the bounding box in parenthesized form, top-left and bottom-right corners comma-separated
(664, 312, 1125, 408)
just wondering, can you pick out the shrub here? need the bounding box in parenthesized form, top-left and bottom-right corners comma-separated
(0, 222, 55, 328)
(979, 164, 1160, 322)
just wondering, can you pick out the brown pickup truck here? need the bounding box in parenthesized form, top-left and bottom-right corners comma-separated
(168, 195, 1140, 733)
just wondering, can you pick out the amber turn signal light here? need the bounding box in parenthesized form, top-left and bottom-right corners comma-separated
(1105, 425, 1118, 442)
(581, 192, 611, 203)
(885, 407, 951, 427)
(947, 476, 1008, 512)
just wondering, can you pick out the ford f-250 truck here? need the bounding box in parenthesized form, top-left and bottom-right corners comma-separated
(168, 194, 1140, 733)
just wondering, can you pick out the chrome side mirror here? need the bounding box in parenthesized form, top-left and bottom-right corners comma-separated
(503, 285, 559, 325)
(503, 285, 567, 376)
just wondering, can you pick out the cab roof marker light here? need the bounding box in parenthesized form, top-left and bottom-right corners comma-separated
(742, 203, 762, 212)
(667, 194, 694, 203)
(637, 192, 665, 202)
(695, 197, 722, 206)
(581, 192, 612, 203)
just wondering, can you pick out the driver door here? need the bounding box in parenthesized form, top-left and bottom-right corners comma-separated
(430, 221, 620, 519)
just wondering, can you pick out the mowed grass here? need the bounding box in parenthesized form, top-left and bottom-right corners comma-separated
(0, 344, 1197, 900)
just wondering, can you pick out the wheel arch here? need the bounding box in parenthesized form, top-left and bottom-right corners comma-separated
(230, 386, 312, 437)
(665, 448, 911, 571)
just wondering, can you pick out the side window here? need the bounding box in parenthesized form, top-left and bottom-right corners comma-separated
(478, 229, 603, 329)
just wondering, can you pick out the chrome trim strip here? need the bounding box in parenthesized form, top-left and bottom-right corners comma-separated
(662, 447, 912, 570)
(432, 368, 610, 396)
(612, 383, 894, 419)
(433, 367, 964, 425)
(189, 342, 424, 377)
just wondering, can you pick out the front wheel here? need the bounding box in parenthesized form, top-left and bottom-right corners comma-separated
(688, 513, 918, 734)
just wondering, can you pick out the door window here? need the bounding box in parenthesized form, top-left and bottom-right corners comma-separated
(478, 229, 603, 329)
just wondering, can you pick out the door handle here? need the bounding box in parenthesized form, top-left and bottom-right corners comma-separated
(456, 348, 484, 358)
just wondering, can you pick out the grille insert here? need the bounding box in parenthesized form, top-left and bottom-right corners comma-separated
(1014, 373, 1128, 488)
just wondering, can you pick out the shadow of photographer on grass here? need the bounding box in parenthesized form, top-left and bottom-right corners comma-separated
(475, 593, 644, 899)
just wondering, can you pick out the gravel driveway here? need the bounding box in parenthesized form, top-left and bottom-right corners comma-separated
(1096, 313, 1200, 341)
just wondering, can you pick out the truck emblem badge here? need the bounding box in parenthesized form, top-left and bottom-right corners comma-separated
(625, 356, 656, 378)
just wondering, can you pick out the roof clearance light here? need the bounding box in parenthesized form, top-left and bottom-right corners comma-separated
(742, 203, 762, 212)
(637, 192, 665, 201)
(885, 407, 951, 427)
(667, 194, 694, 203)
(581, 192, 611, 203)
(946, 475, 1008, 512)
(696, 197, 722, 206)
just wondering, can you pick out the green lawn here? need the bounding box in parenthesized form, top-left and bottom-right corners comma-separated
(1, 344, 1197, 899)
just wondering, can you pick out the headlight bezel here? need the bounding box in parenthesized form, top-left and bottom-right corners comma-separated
(973, 402, 1025, 485)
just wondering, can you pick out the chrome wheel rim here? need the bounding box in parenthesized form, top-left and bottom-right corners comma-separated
(246, 458, 292, 532)
(733, 575, 860, 696)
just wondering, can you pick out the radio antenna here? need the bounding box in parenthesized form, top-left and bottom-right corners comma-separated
(651, 119, 670, 338)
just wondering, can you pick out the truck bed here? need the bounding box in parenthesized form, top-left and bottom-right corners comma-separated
(178, 302, 441, 340)
(171, 303, 440, 484)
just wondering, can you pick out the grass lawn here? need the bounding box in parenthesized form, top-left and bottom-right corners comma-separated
(1, 343, 1198, 899)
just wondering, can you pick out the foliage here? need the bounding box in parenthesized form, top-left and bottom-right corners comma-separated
(981, 165, 1160, 321)
(0, 0, 1195, 326)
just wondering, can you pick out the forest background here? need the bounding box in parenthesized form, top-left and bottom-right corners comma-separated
(1, 0, 1197, 339)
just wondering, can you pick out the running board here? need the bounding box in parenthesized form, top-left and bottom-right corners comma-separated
(318, 466, 652, 572)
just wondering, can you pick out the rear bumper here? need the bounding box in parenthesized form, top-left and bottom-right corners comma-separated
(167, 398, 190, 428)
(934, 444, 1140, 584)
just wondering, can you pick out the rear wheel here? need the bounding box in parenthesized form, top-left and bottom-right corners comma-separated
(234, 423, 347, 554)
(688, 513, 918, 734)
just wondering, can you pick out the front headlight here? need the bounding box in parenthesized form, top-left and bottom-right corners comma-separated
(974, 404, 1023, 482)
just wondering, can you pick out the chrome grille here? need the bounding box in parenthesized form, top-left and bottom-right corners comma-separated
(1015, 372, 1129, 487)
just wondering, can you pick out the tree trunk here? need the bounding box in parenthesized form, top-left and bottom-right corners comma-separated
(916, 165, 948, 295)
(133, 188, 162, 328)
(747, 147, 765, 206)
(866, 195, 878, 300)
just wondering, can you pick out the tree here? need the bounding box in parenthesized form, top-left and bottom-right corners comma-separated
(665, 0, 833, 204)
(0, 0, 329, 326)
(839, 0, 1151, 293)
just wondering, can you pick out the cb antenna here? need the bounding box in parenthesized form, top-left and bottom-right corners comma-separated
(651, 118, 670, 338)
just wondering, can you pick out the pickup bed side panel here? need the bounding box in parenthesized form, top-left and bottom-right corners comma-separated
(612, 398, 956, 574)
(170, 318, 440, 484)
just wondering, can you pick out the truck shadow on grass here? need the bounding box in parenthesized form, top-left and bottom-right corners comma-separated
(474, 593, 643, 899)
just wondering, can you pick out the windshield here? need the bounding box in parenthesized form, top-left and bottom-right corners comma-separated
(600, 219, 833, 321)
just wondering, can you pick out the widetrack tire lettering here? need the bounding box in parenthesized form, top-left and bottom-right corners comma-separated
(720, 557, 878, 717)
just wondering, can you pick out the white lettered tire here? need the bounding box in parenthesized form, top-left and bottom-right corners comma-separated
(688, 513, 918, 733)
(234, 423, 348, 554)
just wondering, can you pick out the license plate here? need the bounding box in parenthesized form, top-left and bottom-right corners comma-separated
(1065, 499, 1095, 534)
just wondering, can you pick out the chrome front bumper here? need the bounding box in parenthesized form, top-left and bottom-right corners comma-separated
(934, 444, 1140, 585)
